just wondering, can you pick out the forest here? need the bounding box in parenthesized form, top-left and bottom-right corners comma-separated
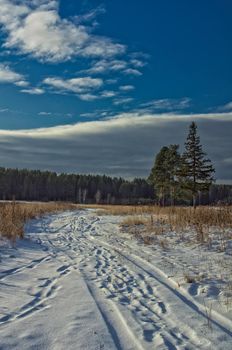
(0, 166, 231, 205)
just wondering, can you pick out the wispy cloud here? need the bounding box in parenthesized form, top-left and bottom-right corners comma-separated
(113, 97, 134, 105)
(78, 93, 98, 101)
(101, 90, 117, 98)
(217, 101, 232, 112)
(21, 87, 45, 95)
(119, 85, 135, 91)
(80, 109, 112, 119)
(43, 76, 103, 95)
(0, 108, 9, 113)
(14, 80, 29, 87)
(38, 111, 52, 116)
(0, 64, 27, 86)
(0, 0, 126, 62)
(83, 59, 128, 74)
(130, 58, 146, 68)
(83, 56, 147, 80)
(42, 75, 119, 101)
(123, 68, 142, 76)
(74, 5, 106, 24)
(140, 98, 192, 112)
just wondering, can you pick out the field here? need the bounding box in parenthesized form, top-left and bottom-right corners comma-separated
(0, 201, 77, 242)
(0, 204, 232, 349)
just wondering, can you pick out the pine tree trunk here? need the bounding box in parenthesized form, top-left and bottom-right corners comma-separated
(161, 188, 165, 207)
(74, 178, 78, 203)
(170, 186, 175, 206)
(193, 194, 197, 209)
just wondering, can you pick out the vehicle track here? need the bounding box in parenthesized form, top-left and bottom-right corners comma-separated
(1, 210, 232, 350)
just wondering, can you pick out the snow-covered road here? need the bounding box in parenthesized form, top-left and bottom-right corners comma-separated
(0, 209, 232, 349)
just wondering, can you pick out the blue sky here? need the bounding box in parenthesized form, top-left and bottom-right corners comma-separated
(0, 0, 231, 181)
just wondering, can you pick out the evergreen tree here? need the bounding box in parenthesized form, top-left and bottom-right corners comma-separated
(180, 122, 215, 208)
(149, 144, 181, 206)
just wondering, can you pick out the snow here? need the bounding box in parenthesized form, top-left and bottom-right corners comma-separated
(0, 209, 232, 349)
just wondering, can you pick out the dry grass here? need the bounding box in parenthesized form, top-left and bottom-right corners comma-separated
(95, 204, 232, 229)
(88, 204, 232, 244)
(0, 201, 77, 242)
(86, 204, 232, 249)
(83, 203, 231, 224)
(184, 274, 196, 284)
(83, 204, 232, 309)
(121, 216, 149, 226)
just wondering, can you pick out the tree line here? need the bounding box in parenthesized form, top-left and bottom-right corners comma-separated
(0, 168, 153, 204)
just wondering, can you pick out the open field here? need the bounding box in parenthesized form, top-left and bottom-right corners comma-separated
(0, 205, 232, 349)
(81, 204, 232, 241)
(81, 205, 232, 310)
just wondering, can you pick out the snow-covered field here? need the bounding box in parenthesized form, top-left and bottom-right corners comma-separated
(0, 209, 232, 349)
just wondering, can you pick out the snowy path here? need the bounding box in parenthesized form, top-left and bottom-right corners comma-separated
(0, 209, 232, 349)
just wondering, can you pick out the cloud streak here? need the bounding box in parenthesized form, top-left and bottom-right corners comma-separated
(43, 76, 103, 96)
(140, 98, 192, 111)
(21, 87, 45, 95)
(0, 112, 231, 181)
(217, 101, 232, 112)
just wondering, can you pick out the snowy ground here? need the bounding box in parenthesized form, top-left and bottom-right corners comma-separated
(0, 209, 232, 349)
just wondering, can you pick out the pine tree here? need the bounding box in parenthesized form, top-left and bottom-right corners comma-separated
(180, 122, 215, 208)
(149, 144, 181, 206)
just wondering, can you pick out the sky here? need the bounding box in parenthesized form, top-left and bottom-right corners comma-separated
(0, 0, 231, 182)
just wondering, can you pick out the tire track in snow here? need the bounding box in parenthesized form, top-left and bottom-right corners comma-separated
(0, 264, 72, 326)
(63, 213, 202, 349)
(1, 209, 232, 349)
(82, 239, 202, 349)
(71, 211, 232, 349)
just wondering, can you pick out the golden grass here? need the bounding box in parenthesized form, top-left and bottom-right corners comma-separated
(88, 204, 232, 230)
(0, 201, 78, 242)
(121, 216, 148, 226)
(85, 204, 232, 246)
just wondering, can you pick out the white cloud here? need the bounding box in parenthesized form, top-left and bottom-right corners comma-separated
(84, 59, 128, 74)
(43, 76, 103, 95)
(130, 59, 146, 68)
(119, 85, 134, 91)
(85, 58, 146, 78)
(101, 91, 116, 98)
(113, 98, 134, 105)
(141, 98, 191, 111)
(14, 80, 29, 87)
(21, 87, 45, 95)
(123, 68, 142, 76)
(217, 101, 232, 112)
(0, 0, 126, 62)
(0, 0, 29, 29)
(78, 93, 98, 101)
(74, 6, 106, 24)
(0, 64, 25, 84)
(43, 76, 119, 101)
(38, 111, 52, 116)
(106, 79, 118, 84)
(80, 112, 96, 118)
